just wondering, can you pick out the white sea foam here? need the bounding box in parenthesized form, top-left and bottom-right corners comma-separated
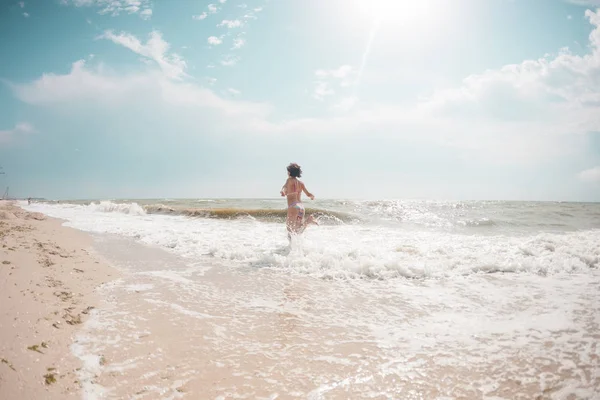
(124, 283, 154, 292)
(21, 201, 600, 280)
(71, 308, 113, 400)
(88, 200, 146, 215)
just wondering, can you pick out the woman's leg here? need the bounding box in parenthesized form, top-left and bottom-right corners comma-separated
(286, 206, 300, 238)
(298, 213, 318, 234)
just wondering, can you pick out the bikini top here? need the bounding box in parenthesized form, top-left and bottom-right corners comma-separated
(286, 178, 301, 197)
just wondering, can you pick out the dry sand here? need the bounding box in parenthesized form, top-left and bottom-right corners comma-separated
(0, 201, 116, 400)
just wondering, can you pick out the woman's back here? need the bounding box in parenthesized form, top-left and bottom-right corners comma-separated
(285, 178, 303, 205)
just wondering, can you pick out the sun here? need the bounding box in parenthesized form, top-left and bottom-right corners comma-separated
(353, 0, 433, 24)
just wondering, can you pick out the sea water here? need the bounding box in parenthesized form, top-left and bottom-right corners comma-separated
(23, 199, 600, 399)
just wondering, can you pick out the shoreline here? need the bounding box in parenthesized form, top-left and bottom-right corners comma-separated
(0, 201, 117, 399)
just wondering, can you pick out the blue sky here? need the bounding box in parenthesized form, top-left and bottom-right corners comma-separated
(1, 0, 600, 201)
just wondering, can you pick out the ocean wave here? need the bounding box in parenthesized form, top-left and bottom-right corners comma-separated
(457, 218, 498, 227)
(29, 199, 600, 232)
(142, 205, 354, 224)
(72, 201, 355, 224)
(88, 201, 146, 216)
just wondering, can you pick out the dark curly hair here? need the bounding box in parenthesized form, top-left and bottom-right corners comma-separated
(286, 163, 302, 178)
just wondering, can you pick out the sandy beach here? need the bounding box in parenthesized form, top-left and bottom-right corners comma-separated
(7, 199, 598, 399)
(0, 201, 115, 399)
(2, 199, 599, 399)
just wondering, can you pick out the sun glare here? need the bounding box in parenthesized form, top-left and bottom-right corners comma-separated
(353, 0, 433, 24)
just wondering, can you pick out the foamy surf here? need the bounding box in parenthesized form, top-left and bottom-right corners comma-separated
(21, 199, 600, 399)
(21, 200, 600, 279)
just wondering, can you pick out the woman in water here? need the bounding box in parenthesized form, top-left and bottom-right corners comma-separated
(280, 163, 317, 238)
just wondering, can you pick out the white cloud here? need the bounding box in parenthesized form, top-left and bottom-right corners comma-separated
(578, 166, 600, 183)
(227, 88, 241, 95)
(567, 15, 573, 20)
(312, 65, 357, 100)
(13, 122, 34, 133)
(193, 12, 207, 20)
(315, 65, 357, 87)
(231, 37, 246, 49)
(206, 77, 217, 85)
(419, 9, 600, 137)
(208, 4, 218, 13)
(238, 3, 247, 8)
(402, 8, 600, 162)
(333, 96, 359, 112)
(140, 8, 152, 19)
(220, 55, 239, 67)
(19, 1, 25, 7)
(23, 12, 29, 17)
(10, 62, 270, 120)
(99, 30, 187, 80)
(61, 0, 152, 19)
(207, 36, 223, 45)
(241, 5, 264, 21)
(219, 0, 226, 3)
(218, 19, 242, 28)
(0, 122, 35, 145)
(11, 60, 132, 104)
(313, 81, 335, 100)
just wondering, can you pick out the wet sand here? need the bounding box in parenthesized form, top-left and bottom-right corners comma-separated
(80, 236, 600, 400)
